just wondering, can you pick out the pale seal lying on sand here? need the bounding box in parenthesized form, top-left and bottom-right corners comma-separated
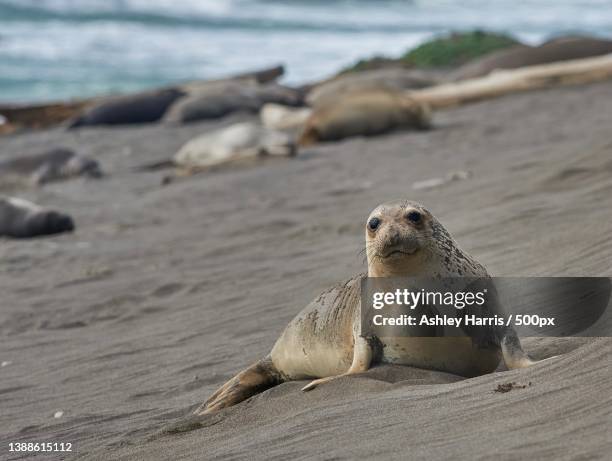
(196, 200, 540, 414)
(0, 197, 74, 238)
(68, 88, 185, 127)
(452, 36, 612, 81)
(299, 89, 431, 146)
(174, 122, 296, 169)
(164, 82, 303, 124)
(306, 68, 438, 107)
(0, 148, 103, 186)
(260, 103, 312, 133)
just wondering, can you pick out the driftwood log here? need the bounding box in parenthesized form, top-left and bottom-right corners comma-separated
(410, 53, 612, 109)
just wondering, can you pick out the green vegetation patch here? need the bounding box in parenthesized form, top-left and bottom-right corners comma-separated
(402, 30, 521, 68)
(341, 30, 521, 74)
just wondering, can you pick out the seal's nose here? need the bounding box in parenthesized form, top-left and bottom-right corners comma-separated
(387, 229, 402, 247)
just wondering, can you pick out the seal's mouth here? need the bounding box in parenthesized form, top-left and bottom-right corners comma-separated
(382, 248, 418, 259)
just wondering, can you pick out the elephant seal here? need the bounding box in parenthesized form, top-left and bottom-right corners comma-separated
(174, 122, 296, 169)
(163, 82, 303, 124)
(0, 197, 74, 238)
(181, 65, 285, 93)
(0, 148, 103, 186)
(452, 36, 612, 81)
(299, 89, 431, 146)
(305, 68, 438, 107)
(68, 88, 185, 128)
(196, 200, 537, 415)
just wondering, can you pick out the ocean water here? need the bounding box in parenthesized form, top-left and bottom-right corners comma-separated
(1, 0, 612, 103)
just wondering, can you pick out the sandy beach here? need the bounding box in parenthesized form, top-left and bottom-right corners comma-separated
(0, 73, 611, 460)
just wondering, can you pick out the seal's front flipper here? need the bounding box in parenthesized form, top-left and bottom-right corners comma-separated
(301, 375, 338, 391)
(501, 329, 536, 369)
(194, 356, 282, 415)
(301, 335, 373, 392)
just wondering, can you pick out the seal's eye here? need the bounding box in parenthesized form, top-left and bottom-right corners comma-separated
(368, 217, 381, 231)
(407, 211, 422, 223)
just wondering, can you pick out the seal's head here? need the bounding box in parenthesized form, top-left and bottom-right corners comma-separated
(63, 155, 104, 179)
(23, 209, 75, 237)
(365, 200, 439, 277)
(31, 152, 104, 185)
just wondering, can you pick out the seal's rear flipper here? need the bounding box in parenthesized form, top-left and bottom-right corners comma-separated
(501, 329, 536, 369)
(132, 159, 175, 172)
(195, 356, 282, 415)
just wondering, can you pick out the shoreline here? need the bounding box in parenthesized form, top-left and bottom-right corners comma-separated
(0, 29, 558, 108)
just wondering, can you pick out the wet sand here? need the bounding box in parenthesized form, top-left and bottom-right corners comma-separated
(1, 80, 611, 460)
